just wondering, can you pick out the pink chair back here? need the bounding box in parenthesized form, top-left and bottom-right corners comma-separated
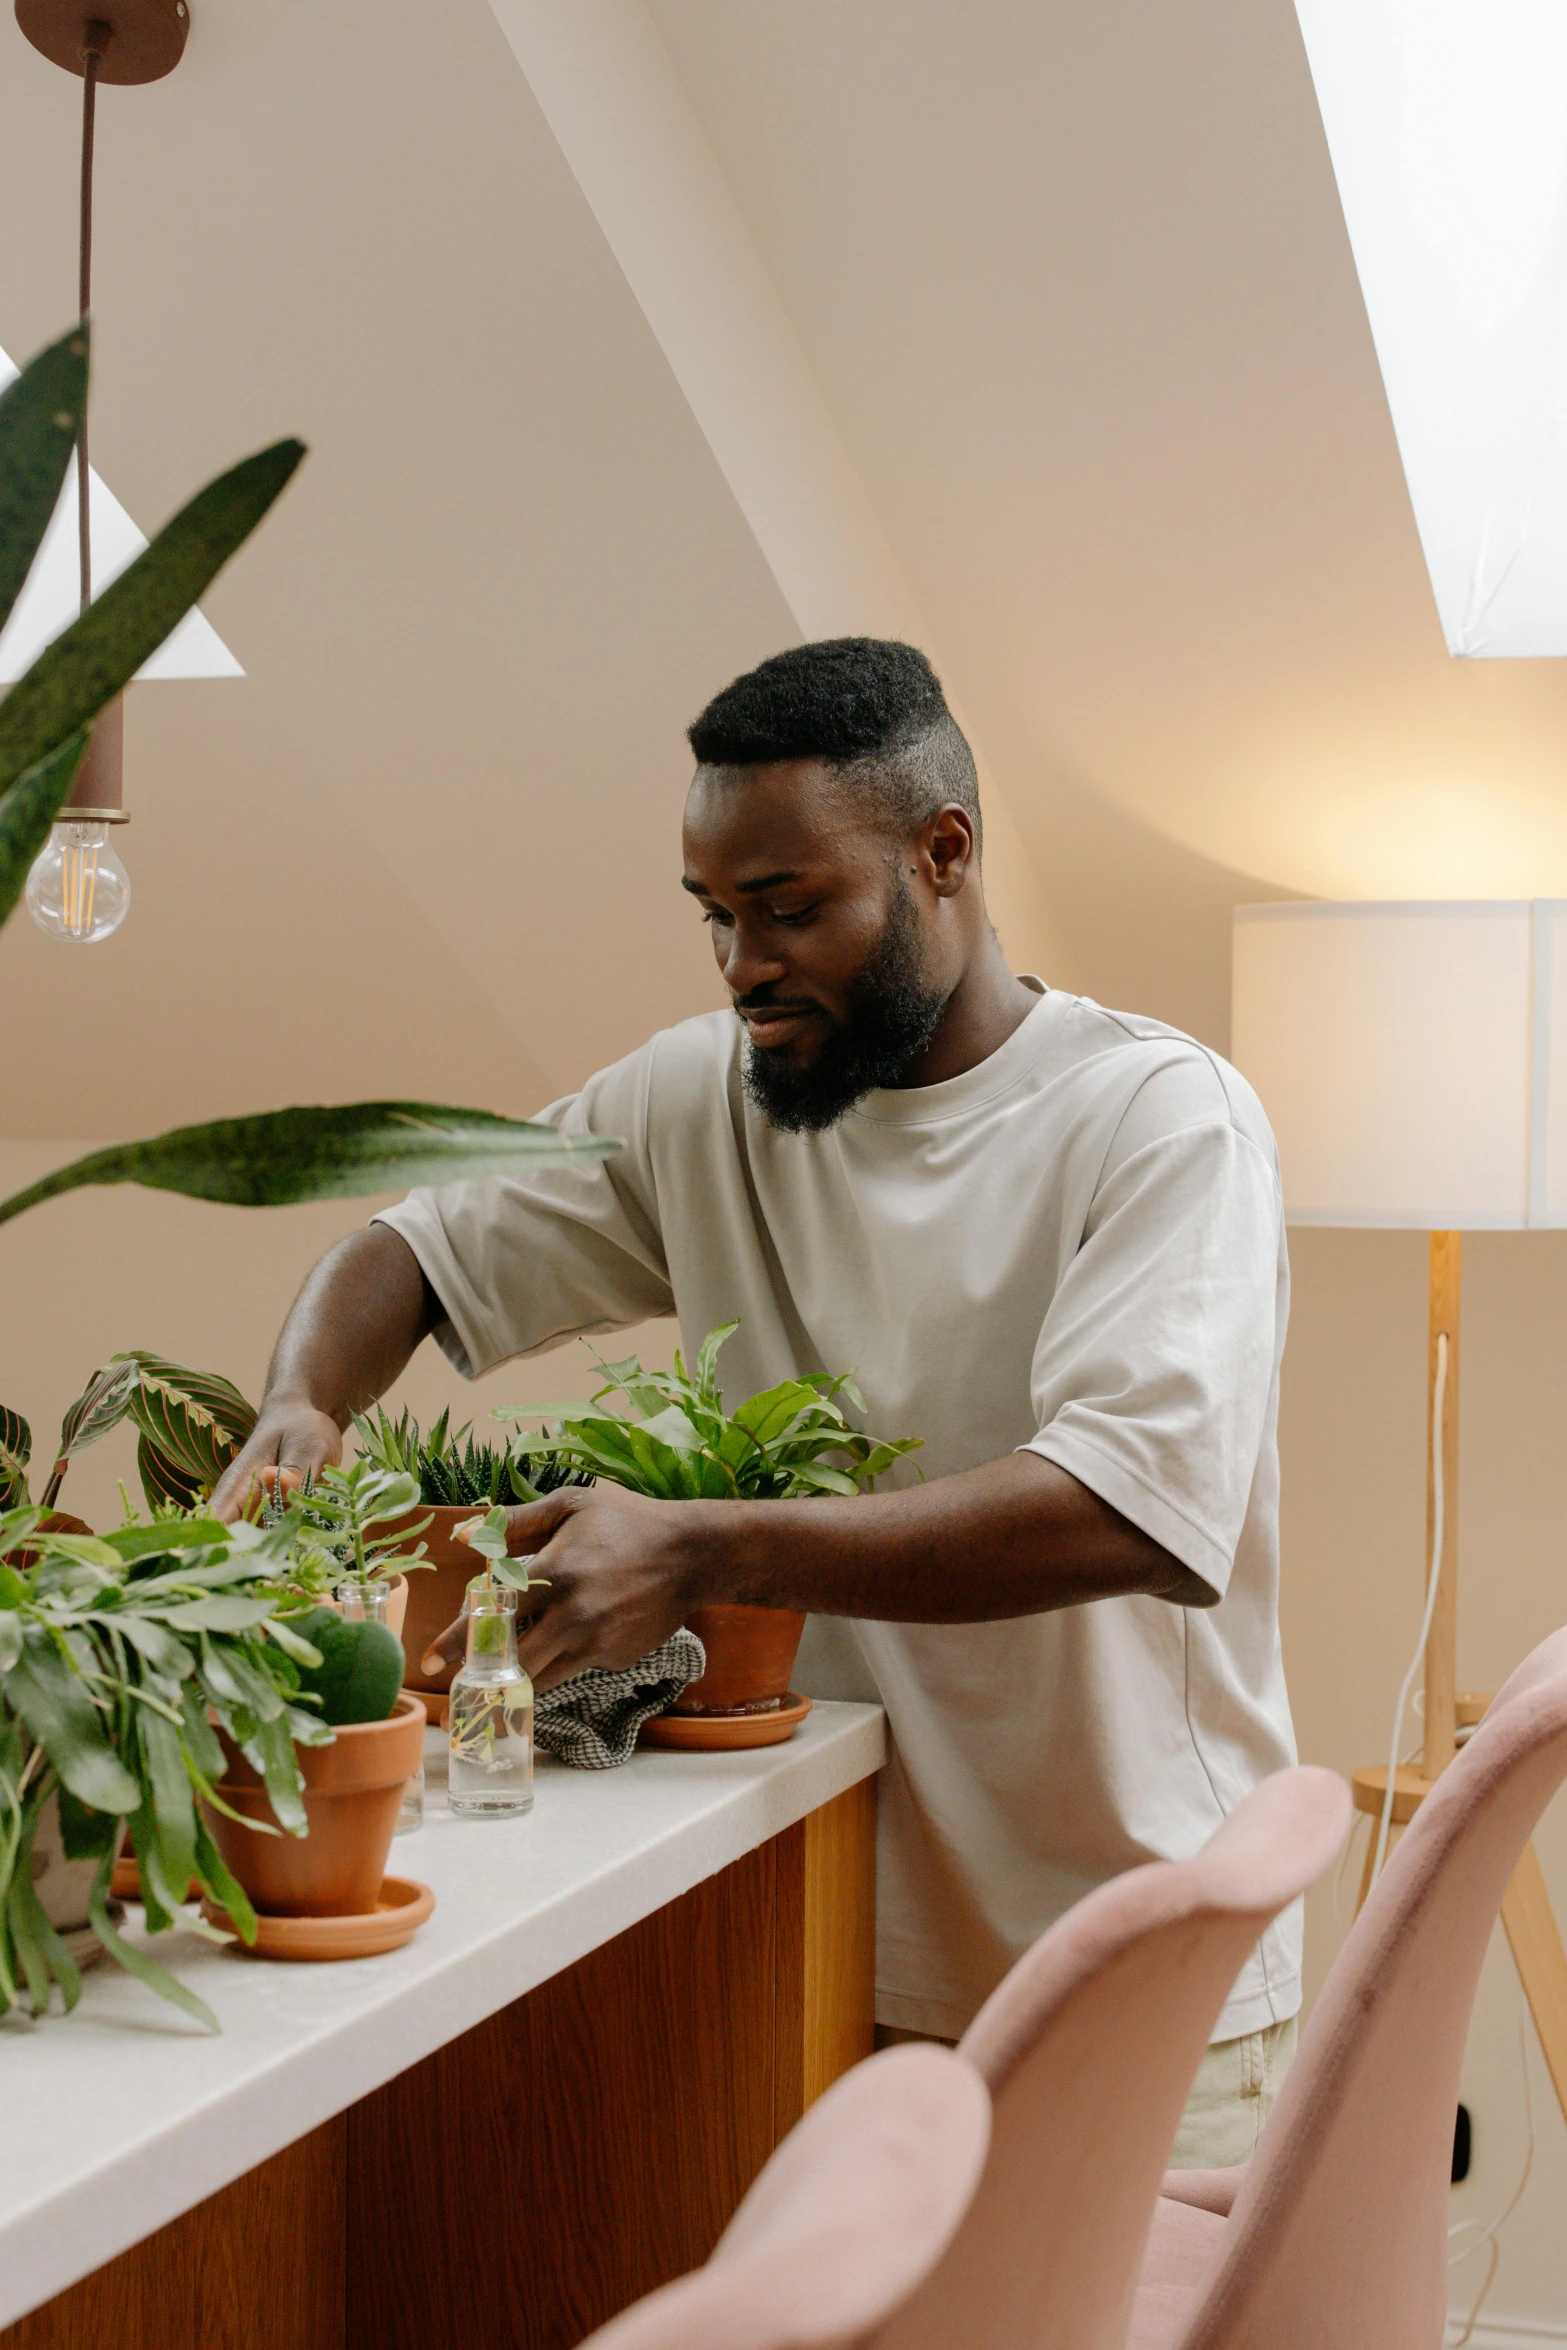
(574, 2044, 990, 2350)
(1173, 1626, 1567, 2350)
(869, 1766, 1350, 2350)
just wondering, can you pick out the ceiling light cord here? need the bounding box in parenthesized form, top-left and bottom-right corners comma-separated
(77, 19, 109, 615)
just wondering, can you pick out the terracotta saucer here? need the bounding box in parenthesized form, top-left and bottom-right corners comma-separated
(404, 1686, 449, 1730)
(640, 1692, 813, 1751)
(201, 1876, 435, 1961)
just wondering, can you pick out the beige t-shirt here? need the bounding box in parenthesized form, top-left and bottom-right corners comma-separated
(376, 984, 1299, 2039)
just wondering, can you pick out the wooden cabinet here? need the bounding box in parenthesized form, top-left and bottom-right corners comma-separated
(3, 1779, 875, 2350)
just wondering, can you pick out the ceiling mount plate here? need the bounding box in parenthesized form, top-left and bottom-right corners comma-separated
(15, 0, 188, 84)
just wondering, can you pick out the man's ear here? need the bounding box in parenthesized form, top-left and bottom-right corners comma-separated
(918, 804, 977, 898)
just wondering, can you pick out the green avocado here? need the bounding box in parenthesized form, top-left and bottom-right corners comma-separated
(290, 1607, 405, 1727)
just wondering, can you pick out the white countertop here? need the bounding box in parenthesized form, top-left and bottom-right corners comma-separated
(0, 1700, 884, 2329)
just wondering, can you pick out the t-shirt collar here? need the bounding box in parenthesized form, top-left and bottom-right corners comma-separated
(847, 977, 1055, 1127)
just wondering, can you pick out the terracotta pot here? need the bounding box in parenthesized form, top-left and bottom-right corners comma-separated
(204, 1693, 426, 1918)
(673, 1604, 807, 1716)
(382, 1507, 487, 1695)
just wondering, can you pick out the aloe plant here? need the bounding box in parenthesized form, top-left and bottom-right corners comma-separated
(0, 326, 619, 1220)
(353, 1401, 590, 1508)
(501, 1321, 922, 1502)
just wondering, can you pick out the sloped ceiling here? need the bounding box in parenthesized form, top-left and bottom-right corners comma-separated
(650, 0, 1567, 950)
(5, 0, 1566, 1138)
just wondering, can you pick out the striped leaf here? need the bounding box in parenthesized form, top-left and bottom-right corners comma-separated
(42, 1358, 141, 1507)
(0, 1102, 619, 1228)
(0, 437, 305, 805)
(0, 325, 88, 639)
(0, 1407, 31, 1507)
(136, 1432, 204, 1515)
(119, 1353, 257, 1500)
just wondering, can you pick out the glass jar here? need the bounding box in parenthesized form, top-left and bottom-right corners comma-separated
(448, 1581, 534, 1818)
(338, 1578, 424, 1834)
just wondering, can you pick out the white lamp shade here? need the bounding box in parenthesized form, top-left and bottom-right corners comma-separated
(1232, 901, 1567, 1228)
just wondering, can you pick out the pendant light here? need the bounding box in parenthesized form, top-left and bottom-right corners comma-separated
(16, 0, 190, 942)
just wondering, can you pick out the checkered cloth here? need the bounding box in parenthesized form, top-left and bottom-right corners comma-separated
(534, 1629, 707, 1769)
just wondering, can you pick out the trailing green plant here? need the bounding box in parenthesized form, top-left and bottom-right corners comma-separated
(353, 1403, 590, 1509)
(0, 1462, 431, 2028)
(0, 1506, 326, 2028)
(499, 1321, 922, 1502)
(0, 326, 620, 1225)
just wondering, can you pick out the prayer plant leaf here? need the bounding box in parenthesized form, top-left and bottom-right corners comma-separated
(0, 1406, 31, 1507)
(0, 1103, 622, 1229)
(0, 438, 305, 806)
(0, 324, 88, 638)
(118, 1352, 257, 1497)
(0, 730, 88, 933)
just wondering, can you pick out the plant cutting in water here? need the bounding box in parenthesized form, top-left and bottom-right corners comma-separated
(445, 1507, 542, 1812)
(497, 1320, 922, 1502)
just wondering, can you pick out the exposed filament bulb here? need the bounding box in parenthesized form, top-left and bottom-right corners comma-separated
(26, 818, 130, 944)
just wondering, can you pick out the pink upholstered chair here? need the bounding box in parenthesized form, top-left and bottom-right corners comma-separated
(1137, 1624, 1567, 2350)
(572, 2043, 991, 2350)
(869, 1765, 1351, 2350)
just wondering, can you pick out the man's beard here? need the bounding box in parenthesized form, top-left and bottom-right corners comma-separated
(741, 877, 949, 1133)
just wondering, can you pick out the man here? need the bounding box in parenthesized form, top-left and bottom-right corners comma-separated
(215, 638, 1297, 2161)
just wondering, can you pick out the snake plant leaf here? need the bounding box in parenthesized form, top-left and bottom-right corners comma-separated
(0, 729, 88, 932)
(0, 437, 305, 805)
(0, 1101, 621, 1228)
(0, 324, 88, 639)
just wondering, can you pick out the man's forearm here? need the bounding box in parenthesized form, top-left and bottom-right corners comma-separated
(687, 1451, 1215, 1620)
(212, 1227, 441, 1515)
(260, 1226, 439, 1424)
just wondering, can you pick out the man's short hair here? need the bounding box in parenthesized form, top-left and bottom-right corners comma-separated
(687, 637, 982, 846)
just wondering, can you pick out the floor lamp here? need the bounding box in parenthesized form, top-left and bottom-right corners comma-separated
(1232, 898, 1567, 2123)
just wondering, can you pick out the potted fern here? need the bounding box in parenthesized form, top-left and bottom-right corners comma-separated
(500, 1322, 921, 1726)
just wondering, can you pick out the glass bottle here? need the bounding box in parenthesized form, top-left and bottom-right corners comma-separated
(448, 1581, 534, 1817)
(338, 1577, 424, 1835)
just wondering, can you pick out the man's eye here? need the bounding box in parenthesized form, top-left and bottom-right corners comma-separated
(771, 905, 817, 927)
(701, 907, 733, 927)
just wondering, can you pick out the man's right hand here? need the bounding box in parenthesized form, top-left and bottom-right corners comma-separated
(211, 1400, 344, 1521)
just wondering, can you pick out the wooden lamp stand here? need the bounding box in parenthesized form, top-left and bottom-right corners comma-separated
(1351, 1233, 1567, 2122)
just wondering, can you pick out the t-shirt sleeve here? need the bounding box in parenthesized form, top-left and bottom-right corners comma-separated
(1022, 1058, 1285, 1598)
(372, 1037, 675, 1379)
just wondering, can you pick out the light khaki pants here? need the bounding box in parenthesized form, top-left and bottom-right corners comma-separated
(874, 2013, 1297, 2170)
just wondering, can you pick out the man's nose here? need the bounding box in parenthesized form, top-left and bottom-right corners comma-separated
(719, 922, 788, 1000)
